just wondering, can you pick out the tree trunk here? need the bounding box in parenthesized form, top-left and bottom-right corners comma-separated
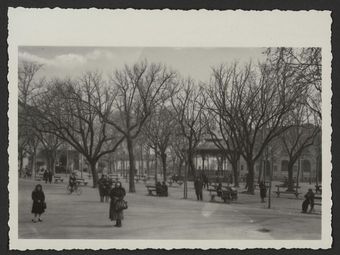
(146, 149, 150, 178)
(126, 137, 136, 193)
(161, 152, 167, 182)
(178, 158, 183, 177)
(19, 149, 24, 178)
(258, 159, 263, 184)
(231, 161, 239, 187)
(90, 161, 98, 188)
(188, 151, 195, 178)
(287, 161, 295, 191)
(246, 160, 255, 194)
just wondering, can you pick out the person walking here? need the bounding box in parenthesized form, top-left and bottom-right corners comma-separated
(109, 181, 126, 227)
(194, 177, 203, 201)
(31, 184, 46, 223)
(97, 174, 106, 202)
(259, 181, 267, 203)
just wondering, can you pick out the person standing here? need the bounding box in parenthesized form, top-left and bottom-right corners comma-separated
(43, 169, 49, 184)
(259, 181, 267, 203)
(97, 174, 106, 202)
(104, 176, 113, 202)
(194, 177, 203, 201)
(31, 184, 46, 223)
(48, 170, 53, 184)
(109, 182, 126, 227)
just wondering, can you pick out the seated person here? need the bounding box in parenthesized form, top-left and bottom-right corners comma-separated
(156, 182, 162, 196)
(69, 172, 77, 192)
(161, 181, 168, 197)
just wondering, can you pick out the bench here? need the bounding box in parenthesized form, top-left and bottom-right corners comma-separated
(76, 178, 88, 186)
(314, 195, 322, 206)
(146, 185, 157, 196)
(35, 174, 44, 181)
(54, 176, 64, 183)
(208, 187, 238, 203)
(275, 185, 300, 198)
(167, 180, 183, 187)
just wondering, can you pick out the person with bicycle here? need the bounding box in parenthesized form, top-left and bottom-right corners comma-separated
(69, 172, 77, 193)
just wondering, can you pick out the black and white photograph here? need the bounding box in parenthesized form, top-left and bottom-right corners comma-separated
(7, 9, 332, 250)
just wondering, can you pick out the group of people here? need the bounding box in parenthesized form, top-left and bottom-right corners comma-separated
(156, 181, 168, 197)
(98, 174, 114, 202)
(43, 169, 53, 184)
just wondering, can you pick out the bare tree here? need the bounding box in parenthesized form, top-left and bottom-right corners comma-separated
(143, 103, 177, 182)
(206, 66, 243, 187)
(103, 61, 176, 192)
(18, 61, 43, 177)
(280, 105, 320, 191)
(171, 79, 207, 178)
(208, 59, 306, 194)
(30, 72, 125, 187)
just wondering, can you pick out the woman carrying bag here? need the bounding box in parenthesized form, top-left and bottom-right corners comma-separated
(109, 181, 127, 227)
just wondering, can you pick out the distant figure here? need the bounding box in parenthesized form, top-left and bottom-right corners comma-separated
(109, 182, 126, 227)
(69, 172, 77, 192)
(245, 173, 252, 190)
(202, 173, 208, 189)
(43, 169, 49, 184)
(216, 183, 223, 197)
(194, 177, 203, 201)
(31, 184, 46, 223)
(48, 171, 53, 184)
(156, 182, 162, 196)
(259, 181, 267, 203)
(283, 176, 288, 187)
(302, 189, 315, 213)
(97, 174, 106, 202)
(104, 177, 113, 202)
(161, 181, 168, 197)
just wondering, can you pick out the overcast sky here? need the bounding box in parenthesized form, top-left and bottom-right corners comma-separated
(18, 47, 266, 83)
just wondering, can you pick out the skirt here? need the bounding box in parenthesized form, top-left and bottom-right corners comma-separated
(109, 200, 124, 221)
(32, 201, 45, 214)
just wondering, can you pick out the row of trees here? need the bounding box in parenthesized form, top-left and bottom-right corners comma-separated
(18, 48, 321, 194)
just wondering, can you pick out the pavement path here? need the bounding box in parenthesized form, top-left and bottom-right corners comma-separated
(18, 179, 321, 239)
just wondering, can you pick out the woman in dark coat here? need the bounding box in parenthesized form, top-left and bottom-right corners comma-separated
(31, 184, 45, 222)
(109, 181, 126, 227)
(259, 181, 267, 203)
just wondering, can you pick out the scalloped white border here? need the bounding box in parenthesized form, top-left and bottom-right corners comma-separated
(7, 8, 332, 250)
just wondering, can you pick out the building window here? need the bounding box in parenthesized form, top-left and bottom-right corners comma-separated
(281, 160, 288, 171)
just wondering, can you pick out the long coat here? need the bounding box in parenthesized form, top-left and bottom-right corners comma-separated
(31, 190, 45, 214)
(109, 187, 126, 221)
(98, 178, 106, 197)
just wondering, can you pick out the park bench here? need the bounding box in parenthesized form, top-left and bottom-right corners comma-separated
(76, 178, 88, 186)
(275, 185, 300, 198)
(167, 179, 183, 187)
(35, 173, 44, 181)
(208, 186, 238, 203)
(146, 185, 157, 196)
(54, 175, 64, 183)
(314, 195, 322, 207)
(315, 184, 322, 194)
